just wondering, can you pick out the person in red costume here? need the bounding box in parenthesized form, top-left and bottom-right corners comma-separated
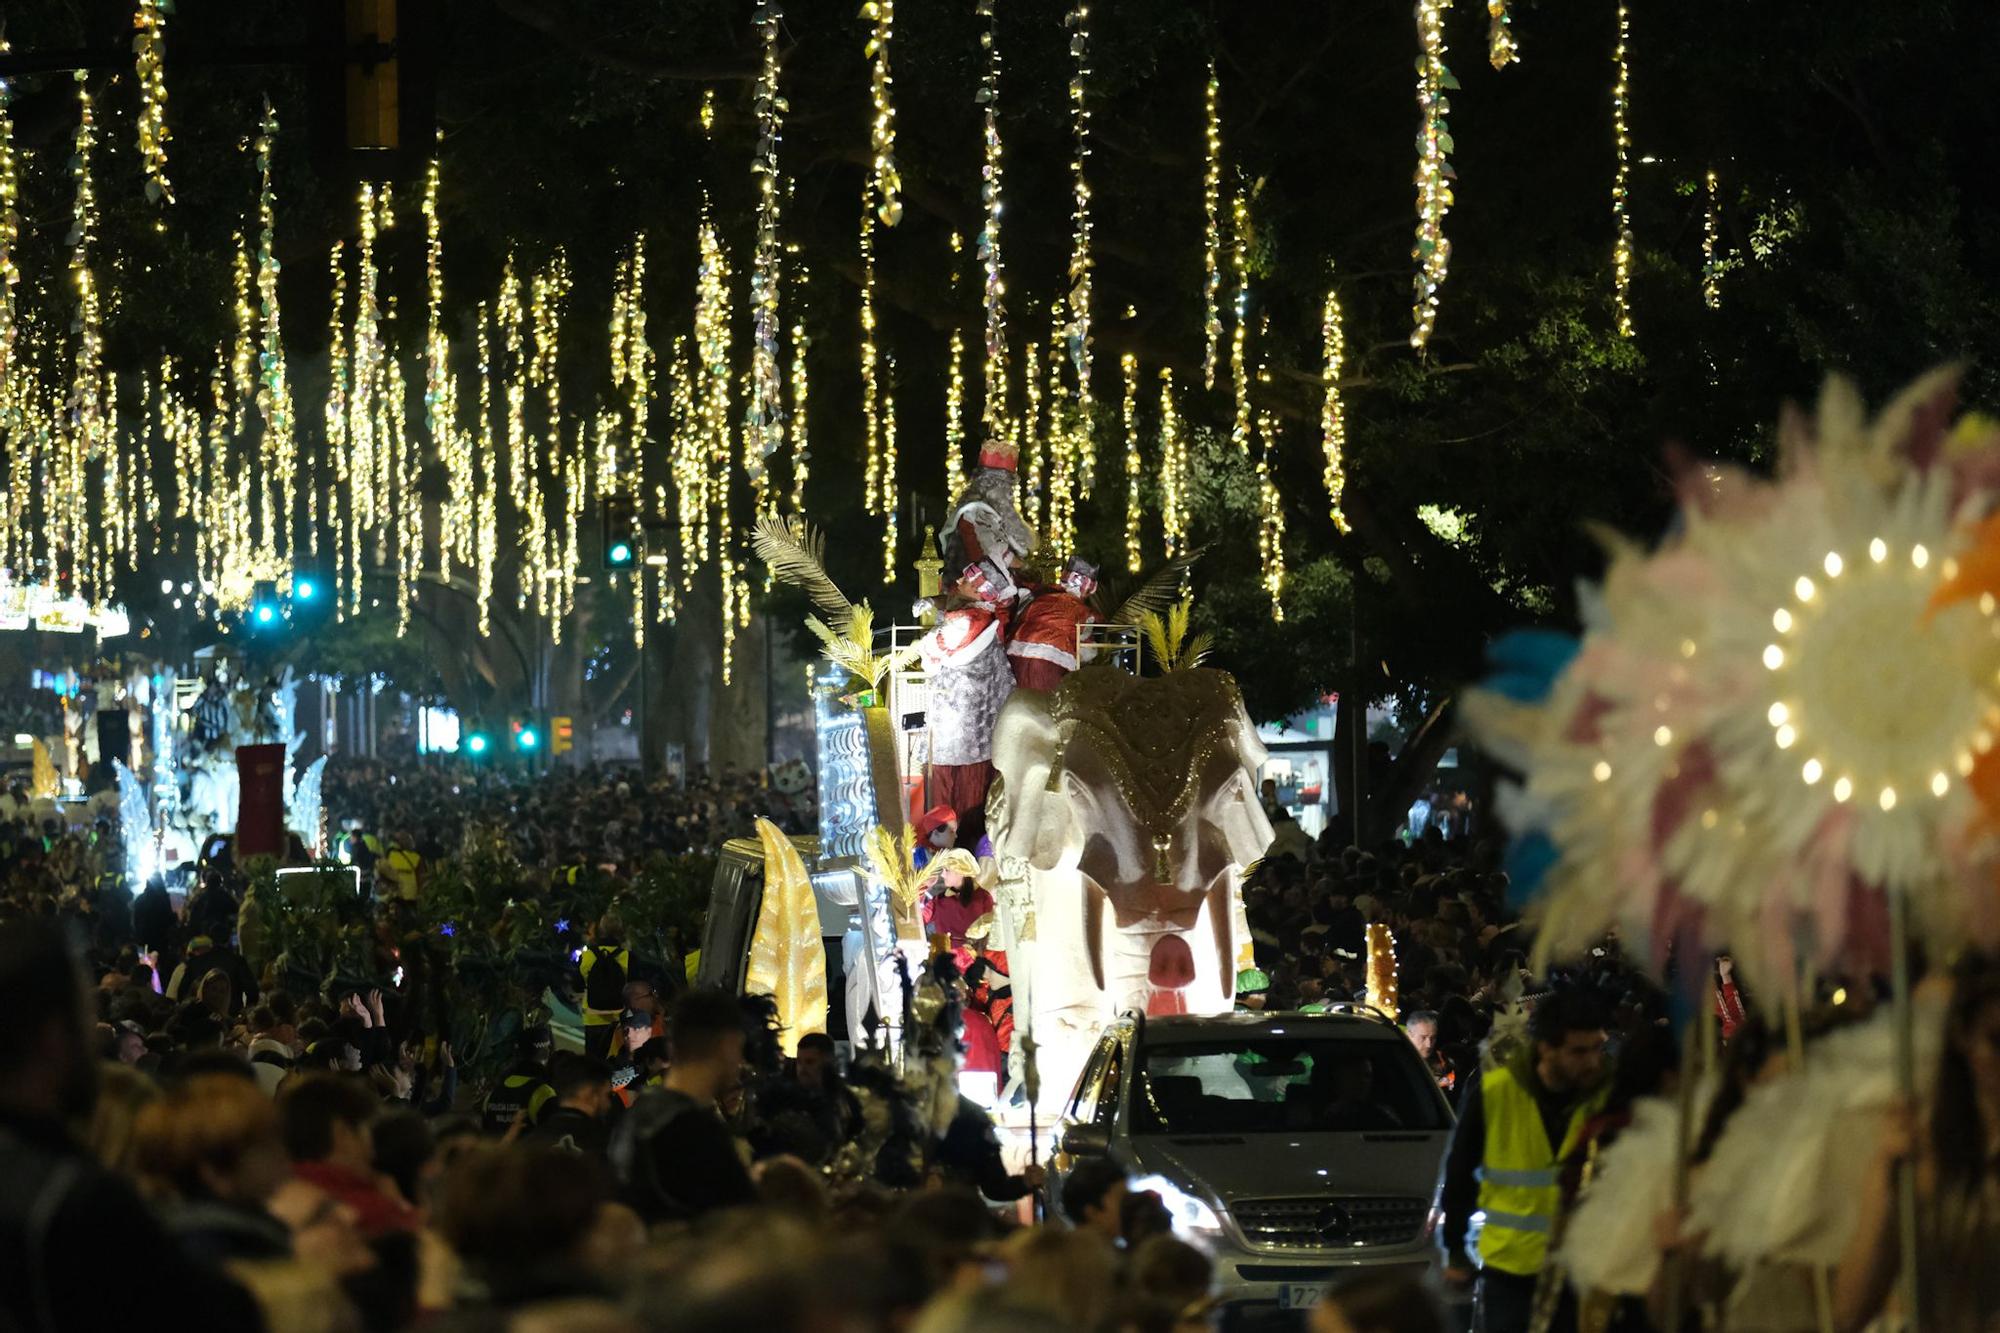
(1007, 556, 1100, 691)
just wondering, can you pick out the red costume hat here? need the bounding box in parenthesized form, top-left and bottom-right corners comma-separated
(914, 804, 960, 846)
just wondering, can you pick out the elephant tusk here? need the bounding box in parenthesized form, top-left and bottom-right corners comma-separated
(1082, 877, 1107, 991)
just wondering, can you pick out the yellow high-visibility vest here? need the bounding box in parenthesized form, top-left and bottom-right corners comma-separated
(1474, 1064, 1607, 1277)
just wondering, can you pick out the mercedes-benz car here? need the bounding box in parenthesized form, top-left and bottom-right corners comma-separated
(1052, 1008, 1453, 1323)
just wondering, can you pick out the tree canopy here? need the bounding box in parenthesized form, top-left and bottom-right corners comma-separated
(3, 0, 1998, 748)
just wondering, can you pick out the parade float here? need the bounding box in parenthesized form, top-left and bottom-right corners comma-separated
(697, 440, 1252, 1111)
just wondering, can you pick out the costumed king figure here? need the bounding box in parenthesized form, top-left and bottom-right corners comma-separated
(917, 437, 1039, 846)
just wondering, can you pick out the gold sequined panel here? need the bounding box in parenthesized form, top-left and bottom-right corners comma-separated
(1047, 667, 1248, 835)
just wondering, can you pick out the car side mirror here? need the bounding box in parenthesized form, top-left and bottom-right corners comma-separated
(1061, 1124, 1110, 1158)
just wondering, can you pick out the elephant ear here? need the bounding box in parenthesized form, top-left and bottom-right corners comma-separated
(989, 689, 1072, 871)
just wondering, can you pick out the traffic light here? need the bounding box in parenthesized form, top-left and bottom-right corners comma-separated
(512, 717, 540, 753)
(307, 0, 441, 184)
(250, 580, 283, 630)
(465, 731, 491, 757)
(602, 493, 640, 571)
(551, 715, 574, 756)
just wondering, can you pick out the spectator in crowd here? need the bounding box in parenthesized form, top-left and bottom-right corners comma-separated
(281, 1073, 420, 1238)
(611, 987, 757, 1222)
(524, 1053, 615, 1158)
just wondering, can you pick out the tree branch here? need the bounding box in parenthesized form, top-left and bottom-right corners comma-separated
(489, 0, 761, 82)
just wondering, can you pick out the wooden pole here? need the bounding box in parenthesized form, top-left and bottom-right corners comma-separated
(1888, 886, 1920, 1329)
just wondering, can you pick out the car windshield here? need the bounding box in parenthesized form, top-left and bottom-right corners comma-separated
(1132, 1038, 1449, 1135)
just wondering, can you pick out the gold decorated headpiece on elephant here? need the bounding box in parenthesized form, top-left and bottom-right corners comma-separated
(989, 666, 1271, 1036)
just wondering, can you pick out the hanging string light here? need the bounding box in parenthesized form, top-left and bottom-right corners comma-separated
(976, 0, 1009, 441)
(1256, 409, 1286, 621)
(864, 0, 900, 226)
(1229, 185, 1252, 454)
(1410, 0, 1456, 350)
(1158, 368, 1187, 559)
(1022, 336, 1043, 533)
(254, 102, 297, 561)
(347, 185, 387, 604)
(881, 356, 899, 581)
(423, 147, 470, 582)
(1487, 0, 1519, 69)
(324, 242, 346, 578)
(133, 0, 172, 204)
(0, 37, 21, 393)
(1702, 168, 1722, 310)
(1200, 65, 1222, 389)
(1063, 0, 1095, 493)
(1121, 352, 1141, 572)
(744, 0, 787, 513)
(1320, 285, 1350, 535)
(475, 301, 496, 636)
(859, 194, 883, 514)
(67, 75, 108, 599)
(788, 269, 811, 515)
(1610, 1, 1635, 338)
(1044, 318, 1076, 562)
(940, 327, 967, 501)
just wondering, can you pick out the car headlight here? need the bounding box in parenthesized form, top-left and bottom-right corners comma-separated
(1129, 1173, 1225, 1242)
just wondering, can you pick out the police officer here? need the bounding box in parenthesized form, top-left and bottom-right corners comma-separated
(482, 1025, 557, 1136)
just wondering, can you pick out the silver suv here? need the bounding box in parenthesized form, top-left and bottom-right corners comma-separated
(1052, 1009, 1452, 1320)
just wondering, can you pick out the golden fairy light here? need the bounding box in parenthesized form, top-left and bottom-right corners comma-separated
(744, 0, 787, 512)
(1063, 0, 1095, 493)
(788, 271, 811, 515)
(1610, 1, 1635, 338)
(1410, 0, 1456, 350)
(255, 103, 298, 560)
(1044, 317, 1076, 562)
(976, 0, 1010, 439)
(323, 242, 346, 573)
(945, 327, 966, 498)
(881, 356, 899, 581)
(1121, 353, 1141, 572)
(1200, 65, 1222, 389)
(1702, 168, 1721, 310)
(424, 149, 470, 582)
(1229, 186, 1252, 455)
(859, 189, 884, 514)
(1022, 336, 1044, 533)
(0, 47, 20, 395)
(1256, 409, 1286, 621)
(865, 0, 900, 227)
(1487, 0, 1518, 69)
(1158, 368, 1187, 559)
(1320, 285, 1350, 535)
(475, 301, 496, 636)
(133, 0, 173, 203)
(67, 75, 108, 600)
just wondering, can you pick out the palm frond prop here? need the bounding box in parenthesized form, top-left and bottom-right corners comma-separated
(754, 514, 917, 690)
(862, 823, 925, 938)
(1138, 595, 1213, 673)
(803, 602, 922, 691)
(1105, 544, 1207, 627)
(752, 514, 852, 620)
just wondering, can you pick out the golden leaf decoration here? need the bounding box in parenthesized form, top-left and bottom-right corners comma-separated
(752, 513, 853, 620)
(1138, 595, 1212, 673)
(863, 822, 925, 940)
(745, 817, 828, 1057)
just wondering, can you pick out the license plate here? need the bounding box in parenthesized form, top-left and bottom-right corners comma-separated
(1278, 1285, 1323, 1310)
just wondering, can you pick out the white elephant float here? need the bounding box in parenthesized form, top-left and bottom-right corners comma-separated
(987, 666, 1271, 1110)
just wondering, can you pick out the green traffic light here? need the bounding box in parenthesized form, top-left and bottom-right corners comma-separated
(467, 733, 490, 755)
(517, 727, 540, 751)
(608, 540, 634, 566)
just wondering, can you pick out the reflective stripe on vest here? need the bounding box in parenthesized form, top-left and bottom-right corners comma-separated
(1474, 1065, 1607, 1277)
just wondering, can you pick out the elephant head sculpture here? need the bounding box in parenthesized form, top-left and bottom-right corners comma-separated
(988, 666, 1273, 1099)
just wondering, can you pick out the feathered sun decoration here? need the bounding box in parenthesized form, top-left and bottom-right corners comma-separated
(1469, 369, 2000, 985)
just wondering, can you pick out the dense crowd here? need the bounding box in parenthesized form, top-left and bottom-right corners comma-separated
(2, 754, 1989, 1333)
(323, 761, 813, 881)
